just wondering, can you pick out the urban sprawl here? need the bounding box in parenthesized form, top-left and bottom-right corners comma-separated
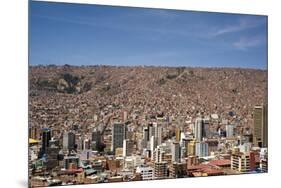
(28, 65, 268, 187)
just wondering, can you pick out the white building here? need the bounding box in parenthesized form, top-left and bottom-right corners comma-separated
(171, 142, 181, 162)
(226, 124, 235, 138)
(136, 166, 153, 180)
(153, 146, 165, 162)
(123, 139, 134, 157)
(194, 117, 204, 141)
(195, 142, 208, 158)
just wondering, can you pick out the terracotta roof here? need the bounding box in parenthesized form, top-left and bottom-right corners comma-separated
(203, 168, 224, 175)
(208, 160, 231, 166)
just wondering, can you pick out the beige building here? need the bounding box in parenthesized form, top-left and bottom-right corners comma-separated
(231, 152, 252, 172)
(253, 105, 268, 147)
(153, 161, 168, 179)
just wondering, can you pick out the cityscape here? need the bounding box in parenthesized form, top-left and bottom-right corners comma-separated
(29, 1, 268, 188)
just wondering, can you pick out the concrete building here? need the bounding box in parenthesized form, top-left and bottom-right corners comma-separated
(153, 146, 165, 162)
(226, 124, 235, 138)
(63, 131, 76, 151)
(195, 142, 209, 158)
(153, 161, 168, 179)
(92, 129, 102, 151)
(64, 156, 80, 170)
(188, 140, 196, 156)
(171, 142, 181, 162)
(150, 136, 157, 160)
(112, 123, 127, 153)
(136, 166, 153, 180)
(123, 139, 134, 157)
(253, 105, 268, 147)
(175, 127, 181, 142)
(231, 151, 255, 172)
(41, 128, 51, 155)
(170, 162, 187, 178)
(194, 117, 204, 141)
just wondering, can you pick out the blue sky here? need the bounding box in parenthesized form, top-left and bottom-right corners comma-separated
(29, 1, 268, 69)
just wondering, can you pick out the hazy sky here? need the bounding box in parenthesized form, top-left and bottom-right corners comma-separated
(29, 1, 268, 69)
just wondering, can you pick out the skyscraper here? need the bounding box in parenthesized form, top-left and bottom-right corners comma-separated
(194, 117, 204, 141)
(41, 128, 51, 155)
(171, 142, 181, 162)
(92, 129, 102, 151)
(142, 127, 149, 149)
(63, 132, 76, 151)
(156, 125, 162, 146)
(153, 161, 168, 179)
(123, 139, 134, 157)
(111, 123, 127, 153)
(175, 127, 181, 142)
(149, 123, 162, 146)
(253, 105, 268, 147)
(153, 146, 165, 162)
(150, 136, 157, 160)
(187, 140, 196, 156)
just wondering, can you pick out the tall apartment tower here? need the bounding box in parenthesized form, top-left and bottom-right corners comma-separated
(123, 139, 134, 157)
(195, 142, 209, 158)
(153, 146, 165, 162)
(149, 123, 162, 146)
(63, 131, 76, 151)
(194, 117, 206, 141)
(111, 123, 127, 153)
(171, 142, 181, 162)
(175, 127, 181, 142)
(41, 128, 51, 155)
(92, 128, 102, 151)
(153, 161, 168, 179)
(253, 105, 268, 147)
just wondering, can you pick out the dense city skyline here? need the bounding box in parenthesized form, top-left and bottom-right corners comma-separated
(28, 1, 268, 187)
(30, 1, 267, 69)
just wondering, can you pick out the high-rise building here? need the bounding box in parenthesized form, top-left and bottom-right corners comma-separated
(83, 138, 91, 150)
(111, 123, 127, 153)
(187, 140, 196, 156)
(63, 132, 76, 151)
(148, 123, 162, 146)
(194, 117, 205, 141)
(195, 142, 209, 158)
(153, 146, 165, 162)
(153, 161, 168, 179)
(92, 129, 102, 151)
(123, 139, 134, 157)
(148, 123, 155, 139)
(156, 125, 162, 146)
(226, 124, 235, 138)
(253, 105, 268, 147)
(175, 127, 181, 142)
(45, 145, 60, 170)
(231, 149, 255, 172)
(150, 136, 157, 160)
(29, 126, 39, 140)
(41, 128, 51, 155)
(203, 118, 210, 138)
(170, 162, 187, 178)
(171, 142, 181, 162)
